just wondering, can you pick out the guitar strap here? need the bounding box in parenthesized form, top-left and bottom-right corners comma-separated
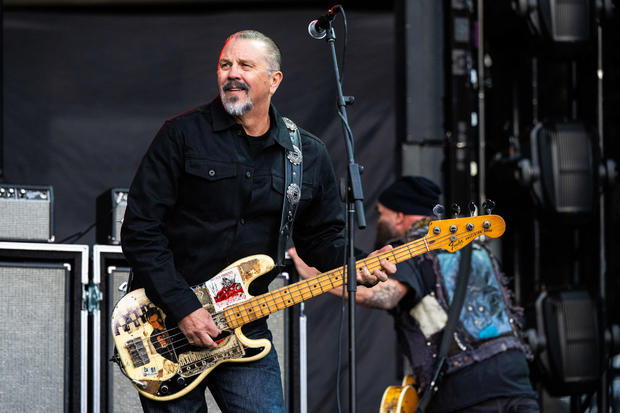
(415, 243, 473, 413)
(276, 117, 303, 268)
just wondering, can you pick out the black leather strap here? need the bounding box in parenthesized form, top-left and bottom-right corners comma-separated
(415, 243, 473, 413)
(276, 117, 303, 268)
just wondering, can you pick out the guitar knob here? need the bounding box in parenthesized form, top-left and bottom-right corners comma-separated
(433, 204, 445, 219)
(451, 203, 461, 217)
(177, 376, 186, 386)
(468, 201, 477, 217)
(482, 199, 495, 215)
(160, 385, 169, 394)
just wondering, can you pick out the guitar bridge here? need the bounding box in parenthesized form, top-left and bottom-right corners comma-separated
(125, 337, 150, 367)
(111, 348, 148, 389)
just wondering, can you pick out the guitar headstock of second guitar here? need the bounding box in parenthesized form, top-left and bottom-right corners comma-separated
(425, 200, 505, 253)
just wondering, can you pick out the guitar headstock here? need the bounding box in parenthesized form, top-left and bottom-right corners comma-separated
(425, 214, 505, 253)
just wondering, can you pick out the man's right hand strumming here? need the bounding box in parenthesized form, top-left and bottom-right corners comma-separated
(177, 307, 221, 349)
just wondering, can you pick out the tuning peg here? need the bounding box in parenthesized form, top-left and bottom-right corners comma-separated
(451, 203, 461, 218)
(482, 199, 496, 215)
(432, 204, 445, 219)
(468, 201, 478, 216)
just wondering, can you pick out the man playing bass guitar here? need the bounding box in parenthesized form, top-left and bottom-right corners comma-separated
(120, 29, 395, 413)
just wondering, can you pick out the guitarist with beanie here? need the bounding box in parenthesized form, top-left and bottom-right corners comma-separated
(289, 176, 539, 413)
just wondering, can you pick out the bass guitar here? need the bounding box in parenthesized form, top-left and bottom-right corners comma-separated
(111, 214, 505, 401)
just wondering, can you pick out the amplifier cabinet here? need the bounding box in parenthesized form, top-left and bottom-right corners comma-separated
(0, 242, 89, 413)
(96, 188, 128, 245)
(0, 184, 54, 242)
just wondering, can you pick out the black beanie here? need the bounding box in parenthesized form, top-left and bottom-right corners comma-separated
(378, 176, 441, 216)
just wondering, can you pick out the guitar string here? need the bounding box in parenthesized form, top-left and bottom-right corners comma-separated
(122, 220, 497, 357)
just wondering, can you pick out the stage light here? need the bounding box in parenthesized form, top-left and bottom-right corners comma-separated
(535, 290, 601, 396)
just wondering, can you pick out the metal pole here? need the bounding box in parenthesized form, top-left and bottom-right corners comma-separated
(299, 303, 308, 413)
(532, 57, 539, 124)
(596, 22, 609, 413)
(477, 0, 485, 205)
(322, 19, 365, 413)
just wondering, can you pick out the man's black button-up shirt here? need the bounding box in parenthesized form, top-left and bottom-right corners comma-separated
(121, 97, 346, 322)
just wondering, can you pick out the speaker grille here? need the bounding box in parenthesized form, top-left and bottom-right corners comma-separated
(553, 0, 589, 41)
(0, 185, 53, 242)
(532, 122, 594, 214)
(560, 295, 599, 378)
(0, 263, 68, 411)
(553, 126, 593, 213)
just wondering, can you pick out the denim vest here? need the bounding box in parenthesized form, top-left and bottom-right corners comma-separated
(394, 239, 533, 392)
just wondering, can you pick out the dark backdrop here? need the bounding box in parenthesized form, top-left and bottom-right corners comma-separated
(3, 6, 399, 412)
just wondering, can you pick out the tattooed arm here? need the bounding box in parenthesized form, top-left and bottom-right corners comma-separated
(355, 279, 408, 310)
(287, 247, 408, 310)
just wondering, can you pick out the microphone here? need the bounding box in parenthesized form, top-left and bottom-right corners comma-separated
(307, 6, 340, 39)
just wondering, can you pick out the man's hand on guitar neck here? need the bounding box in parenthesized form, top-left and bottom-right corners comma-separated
(178, 308, 221, 349)
(287, 245, 396, 287)
(288, 246, 406, 309)
(364, 245, 396, 286)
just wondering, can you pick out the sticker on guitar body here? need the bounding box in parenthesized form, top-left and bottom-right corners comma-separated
(178, 335, 245, 377)
(205, 267, 249, 312)
(143, 366, 158, 377)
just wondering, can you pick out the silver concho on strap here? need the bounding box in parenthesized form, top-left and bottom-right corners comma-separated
(283, 117, 298, 132)
(286, 183, 301, 205)
(287, 145, 302, 166)
(283, 117, 302, 166)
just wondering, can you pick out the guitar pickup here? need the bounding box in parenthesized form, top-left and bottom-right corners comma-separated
(126, 337, 150, 367)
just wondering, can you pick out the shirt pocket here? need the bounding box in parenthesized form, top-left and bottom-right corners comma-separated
(185, 158, 236, 181)
(182, 158, 238, 216)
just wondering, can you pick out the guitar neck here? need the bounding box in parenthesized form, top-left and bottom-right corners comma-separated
(221, 214, 504, 329)
(222, 236, 431, 329)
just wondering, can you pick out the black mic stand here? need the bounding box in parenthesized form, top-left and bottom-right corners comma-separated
(322, 19, 366, 413)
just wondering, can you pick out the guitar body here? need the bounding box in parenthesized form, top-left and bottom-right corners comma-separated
(379, 375, 419, 413)
(111, 254, 276, 401)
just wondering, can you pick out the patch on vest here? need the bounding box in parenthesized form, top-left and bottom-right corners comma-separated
(409, 294, 447, 338)
(437, 247, 513, 340)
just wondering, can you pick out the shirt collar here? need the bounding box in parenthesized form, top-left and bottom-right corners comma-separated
(210, 96, 294, 152)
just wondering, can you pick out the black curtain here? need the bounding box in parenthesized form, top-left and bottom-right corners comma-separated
(3, 7, 399, 412)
